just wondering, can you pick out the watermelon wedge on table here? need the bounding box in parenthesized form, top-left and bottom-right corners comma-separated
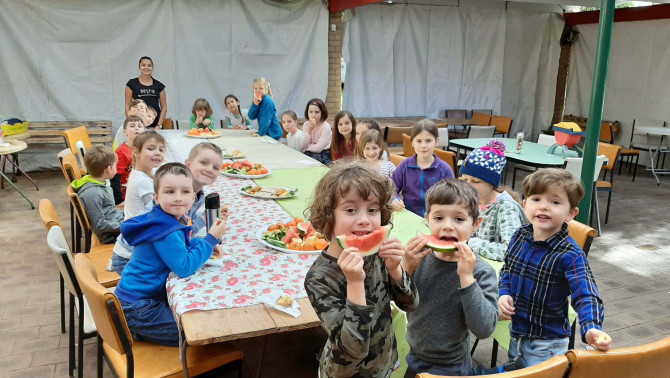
(335, 226, 392, 256)
(420, 234, 459, 253)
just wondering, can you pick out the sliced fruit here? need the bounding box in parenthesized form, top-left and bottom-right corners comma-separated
(281, 227, 300, 245)
(302, 241, 316, 251)
(288, 238, 303, 250)
(335, 226, 392, 256)
(420, 234, 459, 253)
(297, 222, 315, 237)
(314, 239, 329, 251)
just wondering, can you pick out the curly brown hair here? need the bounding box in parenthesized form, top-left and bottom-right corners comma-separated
(306, 160, 394, 240)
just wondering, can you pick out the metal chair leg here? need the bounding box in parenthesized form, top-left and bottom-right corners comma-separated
(491, 339, 499, 368)
(593, 188, 602, 235)
(61, 275, 66, 334)
(97, 335, 103, 378)
(632, 154, 639, 182)
(78, 297, 85, 378)
(69, 294, 75, 377)
(471, 337, 480, 356)
(605, 190, 613, 224)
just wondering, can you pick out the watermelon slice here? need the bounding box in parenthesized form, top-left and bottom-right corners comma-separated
(281, 227, 300, 245)
(297, 222, 315, 237)
(420, 234, 459, 253)
(335, 226, 392, 256)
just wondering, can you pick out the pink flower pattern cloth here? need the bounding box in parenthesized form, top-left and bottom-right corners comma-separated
(166, 174, 317, 317)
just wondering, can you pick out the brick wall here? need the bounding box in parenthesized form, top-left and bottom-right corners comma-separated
(325, 11, 343, 120)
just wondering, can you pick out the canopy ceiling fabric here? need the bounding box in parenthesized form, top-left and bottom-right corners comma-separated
(342, 3, 563, 141)
(565, 18, 670, 163)
(0, 0, 328, 171)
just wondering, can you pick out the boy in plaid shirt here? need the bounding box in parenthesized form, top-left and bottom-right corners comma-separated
(498, 169, 612, 368)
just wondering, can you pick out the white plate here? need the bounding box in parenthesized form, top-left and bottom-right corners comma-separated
(240, 186, 298, 200)
(220, 168, 272, 179)
(184, 131, 223, 139)
(256, 229, 323, 255)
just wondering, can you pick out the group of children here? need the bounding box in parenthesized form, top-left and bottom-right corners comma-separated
(73, 130, 228, 345)
(305, 160, 612, 377)
(70, 83, 615, 376)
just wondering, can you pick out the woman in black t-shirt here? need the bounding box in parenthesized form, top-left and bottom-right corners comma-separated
(125, 56, 166, 128)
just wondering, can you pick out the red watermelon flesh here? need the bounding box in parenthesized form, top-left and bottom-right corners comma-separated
(281, 228, 300, 245)
(420, 234, 459, 253)
(297, 222, 315, 237)
(335, 226, 392, 256)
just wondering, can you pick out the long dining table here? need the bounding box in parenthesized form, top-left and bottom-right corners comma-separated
(158, 130, 429, 376)
(450, 137, 567, 169)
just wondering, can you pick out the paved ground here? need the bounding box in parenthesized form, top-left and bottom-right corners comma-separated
(1, 165, 669, 377)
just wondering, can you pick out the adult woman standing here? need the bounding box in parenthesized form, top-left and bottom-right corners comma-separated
(125, 56, 166, 128)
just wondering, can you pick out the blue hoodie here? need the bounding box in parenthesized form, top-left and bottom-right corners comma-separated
(115, 205, 217, 303)
(248, 95, 283, 140)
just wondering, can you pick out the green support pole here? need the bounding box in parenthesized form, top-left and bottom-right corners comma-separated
(577, 0, 616, 225)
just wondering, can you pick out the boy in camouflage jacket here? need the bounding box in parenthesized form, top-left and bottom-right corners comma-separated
(304, 162, 419, 377)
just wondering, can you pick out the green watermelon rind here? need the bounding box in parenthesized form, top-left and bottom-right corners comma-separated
(420, 234, 461, 253)
(335, 226, 392, 256)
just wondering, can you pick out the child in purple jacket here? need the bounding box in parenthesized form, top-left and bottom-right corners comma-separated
(391, 120, 454, 216)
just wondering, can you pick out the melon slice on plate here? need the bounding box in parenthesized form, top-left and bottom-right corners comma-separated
(335, 226, 392, 256)
(420, 234, 459, 253)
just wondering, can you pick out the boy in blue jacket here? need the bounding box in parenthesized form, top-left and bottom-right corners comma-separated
(115, 162, 228, 346)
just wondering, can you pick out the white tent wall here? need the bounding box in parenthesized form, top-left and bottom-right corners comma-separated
(565, 18, 670, 166)
(342, 3, 563, 141)
(0, 0, 328, 172)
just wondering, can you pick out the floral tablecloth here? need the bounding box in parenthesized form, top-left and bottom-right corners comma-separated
(166, 173, 318, 317)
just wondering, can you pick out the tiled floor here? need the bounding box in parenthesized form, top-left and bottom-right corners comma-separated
(1, 165, 669, 377)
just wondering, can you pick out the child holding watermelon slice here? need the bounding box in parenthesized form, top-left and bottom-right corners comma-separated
(460, 140, 527, 262)
(304, 162, 419, 378)
(499, 169, 611, 368)
(402, 178, 499, 377)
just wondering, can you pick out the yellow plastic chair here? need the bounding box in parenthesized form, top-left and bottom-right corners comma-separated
(389, 153, 407, 167)
(471, 112, 492, 127)
(491, 115, 514, 138)
(74, 254, 244, 378)
(566, 335, 670, 378)
(595, 142, 622, 225)
(39, 199, 68, 335)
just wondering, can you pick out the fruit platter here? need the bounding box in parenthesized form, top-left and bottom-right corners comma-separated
(220, 160, 271, 178)
(257, 218, 328, 254)
(240, 185, 297, 199)
(222, 150, 247, 159)
(185, 128, 222, 138)
(336, 226, 392, 256)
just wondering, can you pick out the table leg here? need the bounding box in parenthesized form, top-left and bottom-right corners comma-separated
(647, 138, 660, 186)
(3, 152, 39, 190)
(255, 335, 268, 378)
(0, 170, 35, 209)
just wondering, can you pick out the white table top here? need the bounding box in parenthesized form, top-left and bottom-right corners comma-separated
(159, 129, 321, 169)
(636, 126, 670, 137)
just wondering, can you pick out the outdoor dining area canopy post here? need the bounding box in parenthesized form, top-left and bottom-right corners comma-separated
(578, 0, 615, 225)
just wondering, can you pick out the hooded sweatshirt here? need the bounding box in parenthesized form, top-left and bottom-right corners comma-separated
(71, 175, 125, 244)
(114, 205, 217, 303)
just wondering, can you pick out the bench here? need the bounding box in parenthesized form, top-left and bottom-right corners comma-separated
(16, 121, 113, 153)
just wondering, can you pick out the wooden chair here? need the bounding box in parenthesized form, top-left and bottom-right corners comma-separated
(402, 134, 414, 157)
(446, 110, 468, 138)
(384, 126, 410, 155)
(65, 186, 120, 288)
(434, 149, 456, 173)
(566, 335, 670, 377)
(595, 142, 622, 225)
(47, 226, 98, 378)
(74, 254, 244, 378)
(161, 118, 174, 130)
(471, 112, 492, 126)
(491, 115, 513, 138)
(58, 149, 84, 260)
(62, 126, 92, 168)
(389, 153, 407, 167)
(417, 354, 569, 378)
(39, 199, 68, 335)
(446, 109, 467, 119)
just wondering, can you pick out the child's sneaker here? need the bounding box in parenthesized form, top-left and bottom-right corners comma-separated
(470, 358, 525, 375)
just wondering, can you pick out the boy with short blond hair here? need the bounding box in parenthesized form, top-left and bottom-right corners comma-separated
(71, 145, 124, 244)
(402, 178, 498, 376)
(499, 168, 611, 368)
(115, 162, 228, 346)
(185, 142, 224, 235)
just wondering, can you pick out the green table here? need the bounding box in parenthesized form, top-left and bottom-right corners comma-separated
(450, 138, 566, 168)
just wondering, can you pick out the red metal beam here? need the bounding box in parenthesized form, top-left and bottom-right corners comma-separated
(565, 3, 670, 25)
(329, 0, 383, 13)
